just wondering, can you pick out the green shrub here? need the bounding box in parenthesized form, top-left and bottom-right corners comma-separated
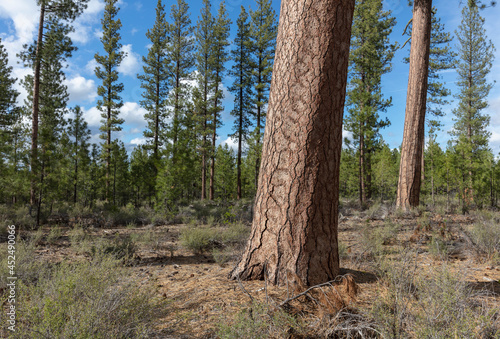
(179, 226, 219, 254)
(220, 222, 250, 245)
(413, 266, 499, 338)
(14, 254, 167, 338)
(428, 236, 449, 260)
(470, 219, 500, 263)
(0, 238, 49, 290)
(46, 225, 63, 245)
(91, 235, 137, 264)
(217, 302, 303, 339)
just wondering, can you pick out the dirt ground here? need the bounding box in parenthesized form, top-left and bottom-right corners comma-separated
(20, 212, 500, 338)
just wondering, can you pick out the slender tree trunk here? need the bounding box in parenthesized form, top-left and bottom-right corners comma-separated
(201, 56, 209, 201)
(431, 146, 435, 206)
(237, 83, 243, 200)
(30, 4, 45, 206)
(230, 0, 354, 286)
(74, 157, 78, 204)
(210, 68, 220, 201)
(366, 152, 372, 200)
(396, 0, 432, 210)
(359, 125, 366, 205)
(36, 156, 46, 228)
(106, 102, 111, 202)
(155, 57, 160, 158)
(201, 120, 207, 200)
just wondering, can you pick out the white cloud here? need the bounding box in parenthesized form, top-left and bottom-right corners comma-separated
(118, 44, 140, 77)
(222, 137, 238, 152)
(130, 137, 147, 146)
(65, 75, 97, 103)
(82, 106, 102, 127)
(85, 58, 98, 75)
(120, 102, 147, 127)
(93, 28, 103, 40)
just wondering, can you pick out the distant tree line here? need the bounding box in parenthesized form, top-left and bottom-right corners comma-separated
(0, 0, 498, 230)
(0, 0, 277, 226)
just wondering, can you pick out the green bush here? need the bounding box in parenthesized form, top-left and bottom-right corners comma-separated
(217, 302, 303, 339)
(179, 226, 219, 254)
(428, 236, 449, 260)
(470, 219, 500, 263)
(93, 234, 137, 263)
(413, 266, 499, 338)
(46, 225, 63, 245)
(13, 254, 167, 338)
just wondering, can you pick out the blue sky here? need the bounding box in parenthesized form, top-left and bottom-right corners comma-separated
(0, 0, 499, 155)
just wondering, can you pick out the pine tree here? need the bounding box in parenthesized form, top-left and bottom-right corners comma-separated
(230, 0, 355, 286)
(138, 0, 170, 160)
(404, 8, 456, 186)
(0, 37, 19, 136)
(229, 7, 253, 200)
(67, 106, 91, 204)
(110, 140, 129, 206)
(214, 144, 236, 200)
(94, 0, 125, 203)
(209, 1, 231, 200)
(130, 146, 156, 205)
(28, 0, 89, 206)
(166, 0, 194, 156)
(0, 37, 23, 204)
(21, 16, 76, 225)
(451, 0, 494, 212)
(194, 0, 214, 200)
(396, 0, 432, 210)
(249, 0, 278, 189)
(345, 0, 396, 205)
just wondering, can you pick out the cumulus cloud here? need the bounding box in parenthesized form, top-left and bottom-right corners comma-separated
(222, 137, 239, 152)
(85, 59, 99, 75)
(65, 75, 97, 103)
(118, 44, 140, 77)
(130, 137, 147, 146)
(69, 0, 105, 44)
(120, 102, 147, 127)
(82, 106, 102, 127)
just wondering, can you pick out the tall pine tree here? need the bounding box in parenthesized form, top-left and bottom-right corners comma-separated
(94, 0, 125, 203)
(67, 105, 91, 204)
(229, 7, 253, 200)
(193, 0, 214, 200)
(208, 1, 231, 200)
(138, 0, 170, 160)
(451, 0, 494, 212)
(344, 0, 396, 205)
(29, 0, 89, 206)
(166, 0, 194, 156)
(0, 37, 23, 204)
(249, 0, 277, 190)
(21, 16, 76, 225)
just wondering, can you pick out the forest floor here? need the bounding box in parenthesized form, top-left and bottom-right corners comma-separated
(1, 205, 500, 338)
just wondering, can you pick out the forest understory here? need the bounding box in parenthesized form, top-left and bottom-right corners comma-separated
(1, 198, 499, 338)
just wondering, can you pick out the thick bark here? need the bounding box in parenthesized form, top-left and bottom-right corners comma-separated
(30, 4, 45, 206)
(230, 0, 354, 286)
(396, 0, 432, 210)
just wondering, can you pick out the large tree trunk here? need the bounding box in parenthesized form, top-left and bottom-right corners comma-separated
(396, 0, 432, 211)
(230, 0, 354, 286)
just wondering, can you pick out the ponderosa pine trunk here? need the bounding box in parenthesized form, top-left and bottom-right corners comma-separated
(396, 0, 432, 210)
(230, 0, 354, 286)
